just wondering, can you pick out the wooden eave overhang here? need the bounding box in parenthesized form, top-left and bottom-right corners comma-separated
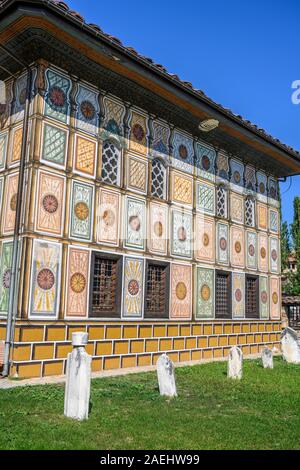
(0, 0, 300, 177)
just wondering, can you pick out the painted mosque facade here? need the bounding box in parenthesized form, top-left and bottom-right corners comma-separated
(0, 61, 282, 377)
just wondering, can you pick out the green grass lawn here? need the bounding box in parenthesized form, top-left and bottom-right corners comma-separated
(0, 357, 300, 450)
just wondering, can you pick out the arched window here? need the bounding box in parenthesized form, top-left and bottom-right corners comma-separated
(216, 184, 227, 218)
(245, 196, 255, 227)
(101, 140, 120, 185)
(151, 158, 167, 199)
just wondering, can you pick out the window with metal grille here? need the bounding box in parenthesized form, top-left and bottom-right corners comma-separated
(101, 140, 120, 185)
(245, 196, 255, 227)
(245, 275, 259, 318)
(216, 185, 227, 218)
(215, 271, 231, 319)
(151, 158, 166, 199)
(144, 261, 169, 318)
(90, 253, 122, 318)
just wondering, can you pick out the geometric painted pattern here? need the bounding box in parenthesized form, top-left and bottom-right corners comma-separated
(259, 276, 269, 319)
(270, 237, 279, 274)
(124, 196, 146, 250)
(170, 263, 192, 319)
(232, 272, 245, 319)
(0, 132, 8, 170)
(127, 156, 147, 193)
(2, 172, 19, 235)
(268, 177, 278, 201)
(257, 171, 267, 200)
(123, 257, 144, 318)
(70, 180, 94, 241)
(172, 131, 194, 174)
(149, 202, 168, 255)
(42, 123, 67, 167)
(216, 222, 229, 265)
(10, 126, 23, 165)
(35, 171, 65, 236)
(258, 233, 268, 273)
(196, 182, 215, 215)
(29, 239, 62, 318)
(246, 231, 257, 270)
(270, 276, 280, 319)
(66, 246, 90, 318)
(230, 192, 244, 224)
(0, 241, 13, 315)
(230, 159, 244, 188)
(245, 165, 256, 191)
(216, 152, 229, 180)
(257, 203, 267, 231)
(172, 171, 193, 206)
(195, 215, 214, 263)
(269, 209, 279, 233)
(44, 69, 71, 124)
(171, 210, 192, 258)
(101, 141, 120, 185)
(196, 267, 214, 319)
(75, 83, 99, 135)
(152, 120, 170, 157)
(98, 188, 120, 246)
(129, 111, 148, 156)
(151, 158, 167, 199)
(12, 73, 28, 124)
(196, 142, 216, 182)
(102, 96, 125, 137)
(74, 135, 96, 178)
(231, 225, 245, 268)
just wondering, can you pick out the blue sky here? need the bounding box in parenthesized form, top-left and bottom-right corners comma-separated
(68, 0, 300, 226)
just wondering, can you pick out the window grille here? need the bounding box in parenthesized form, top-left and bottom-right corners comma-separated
(245, 197, 255, 227)
(245, 275, 259, 318)
(144, 262, 169, 318)
(90, 254, 121, 318)
(215, 271, 231, 318)
(151, 158, 166, 199)
(216, 185, 227, 218)
(101, 141, 120, 185)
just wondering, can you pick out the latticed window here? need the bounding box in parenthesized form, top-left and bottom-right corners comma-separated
(101, 140, 120, 185)
(245, 196, 255, 227)
(90, 253, 122, 318)
(151, 158, 166, 199)
(144, 261, 169, 318)
(215, 271, 231, 319)
(245, 275, 259, 318)
(216, 185, 227, 218)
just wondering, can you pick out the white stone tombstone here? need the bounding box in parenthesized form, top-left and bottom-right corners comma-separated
(64, 332, 92, 420)
(281, 327, 300, 364)
(227, 346, 243, 380)
(261, 347, 273, 369)
(156, 353, 177, 397)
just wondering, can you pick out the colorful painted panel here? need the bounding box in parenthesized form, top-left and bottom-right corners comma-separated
(0, 241, 13, 315)
(230, 159, 244, 188)
(124, 196, 146, 250)
(12, 73, 27, 123)
(171, 171, 193, 206)
(232, 272, 245, 319)
(170, 263, 192, 319)
(172, 131, 194, 174)
(216, 222, 229, 265)
(268, 177, 278, 201)
(3, 173, 18, 235)
(76, 83, 99, 135)
(41, 122, 67, 167)
(269, 208, 279, 233)
(70, 180, 94, 241)
(246, 231, 257, 270)
(258, 233, 268, 273)
(66, 247, 90, 318)
(74, 134, 97, 178)
(44, 69, 71, 123)
(129, 111, 148, 156)
(245, 165, 256, 191)
(270, 237, 279, 273)
(259, 276, 269, 319)
(231, 225, 245, 268)
(171, 210, 192, 258)
(0, 177, 3, 215)
(196, 142, 216, 181)
(257, 203, 268, 231)
(9, 126, 22, 166)
(216, 151, 229, 180)
(0, 131, 8, 170)
(270, 276, 280, 319)
(122, 257, 144, 318)
(102, 96, 125, 137)
(230, 192, 244, 224)
(127, 155, 148, 194)
(196, 182, 215, 215)
(98, 188, 120, 246)
(29, 239, 62, 318)
(152, 120, 170, 158)
(195, 216, 215, 263)
(257, 171, 267, 201)
(149, 202, 168, 255)
(196, 267, 214, 319)
(35, 171, 65, 236)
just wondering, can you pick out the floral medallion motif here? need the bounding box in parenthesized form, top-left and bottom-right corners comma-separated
(42, 194, 59, 214)
(176, 281, 187, 301)
(154, 221, 163, 237)
(235, 288, 242, 302)
(49, 86, 66, 108)
(178, 144, 188, 159)
(132, 123, 145, 142)
(270, 186, 276, 198)
(261, 290, 268, 304)
(272, 292, 278, 304)
(248, 244, 255, 256)
(203, 233, 210, 247)
(2, 268, 11, 289)
(201, 284, 211, 301)
(80, 100, 96, 120)
(37, 268, 55, 291)
(102, 209, 115, 227)
(220, 237, 227, 251)
(75, 201, 89, 221)
(128, 279, 139, 296)
(260, 247, 266, 259)
(70, 272, 86, 294)
(177, 226, 187, 242)
(271, 249, 278, 261)
(233, 170, 241, 184)
(235, 241, 241, 254)
(201, 155, 210, 170)
(10, 193, 17, 211)
(259, 182, 265, 194)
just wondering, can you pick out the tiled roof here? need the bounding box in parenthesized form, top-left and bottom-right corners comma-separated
(1, 0, 300, 160)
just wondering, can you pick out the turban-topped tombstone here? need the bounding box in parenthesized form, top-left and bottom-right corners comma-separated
(227, 346, 243, 380)
(281, 327, 300, 364)
(64, 332, 92, 421)
(156, 353, 177, 397)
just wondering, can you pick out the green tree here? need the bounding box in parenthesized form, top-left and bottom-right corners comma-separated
(281, 221, 290, 271)
(290, 197, 300, 295)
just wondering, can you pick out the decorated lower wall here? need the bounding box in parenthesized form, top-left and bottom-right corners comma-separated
(0, 320, 282, 378)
